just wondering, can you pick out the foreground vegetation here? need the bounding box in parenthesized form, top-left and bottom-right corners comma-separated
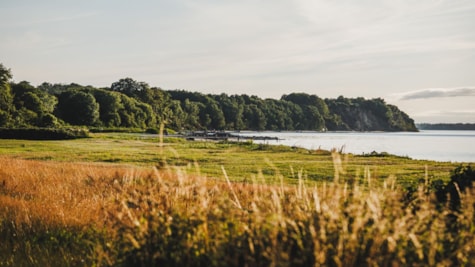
(0, 156, 474, 266)
(0, 134, 473, 266)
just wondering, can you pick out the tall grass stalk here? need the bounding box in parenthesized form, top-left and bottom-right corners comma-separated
(0, 154, 474, 266)
(101, 152, 474, 266)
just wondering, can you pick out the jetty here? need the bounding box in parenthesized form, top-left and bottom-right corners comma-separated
(183, 131, 279, 142)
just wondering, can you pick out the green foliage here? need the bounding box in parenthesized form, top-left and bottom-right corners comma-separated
(325, 96, 417, 131)
(181, 99, 201, 130)
(281, 93, 329, 130)
(21, 92, 43, 113)
(91, 88, 123, 127)
(0, 63, 12, 86)
(168, 91, 416, 132)
(117, 94, 156, 128)
(10, 81, 59, 127)
(431, 165, 475, 211)
(136, 85, 173, 126)
(0, 63, 418, 132)
(111, 77, 147, 97)
(0, 127, 89, 140)
(38, 113, 61, 128)
(0, 220, 99, 266)
(0, 63, 14, 126)
(56, 90, 100, 126)
(89, 127, 145, 133)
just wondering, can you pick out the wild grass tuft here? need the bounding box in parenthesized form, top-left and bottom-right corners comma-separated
(0, 152, 473, 266)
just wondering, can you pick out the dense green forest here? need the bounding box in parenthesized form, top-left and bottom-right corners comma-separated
(0, 63, 417, 132)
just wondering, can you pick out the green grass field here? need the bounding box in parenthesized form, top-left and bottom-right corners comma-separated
(0, 133, 459, 184)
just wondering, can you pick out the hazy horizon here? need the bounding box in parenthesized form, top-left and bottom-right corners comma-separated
(1, 0, 474, 123)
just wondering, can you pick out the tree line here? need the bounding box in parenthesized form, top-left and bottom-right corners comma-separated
(0, 63, 417, 132)
(417, 123, 475, 131)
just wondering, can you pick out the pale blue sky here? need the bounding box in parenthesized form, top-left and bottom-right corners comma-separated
(1, 0, 475, 123)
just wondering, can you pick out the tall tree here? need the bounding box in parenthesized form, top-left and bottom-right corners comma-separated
(182, 99, 201, 130)
(110, 78, 146, 97)
(111, 78, 171, 127)
(214, 94, 244, 130)
(282, 93, 327, 130)
(244, 104, 267, 131)
(91, 89, 123, 127)
(138, 87, 172, 126)
(0, 63, 14, 126)
(116, 94, 156, 128)
(56, 90, 100, 126)
(203, 96, 225, 130)
(11, 81, 58, 114)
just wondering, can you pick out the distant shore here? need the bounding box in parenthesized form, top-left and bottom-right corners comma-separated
(417, 123, 475, 130)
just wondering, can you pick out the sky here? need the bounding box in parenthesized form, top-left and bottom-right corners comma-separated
(1, 0, 475, 123)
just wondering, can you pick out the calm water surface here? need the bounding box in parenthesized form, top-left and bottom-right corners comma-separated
(238, 130, 475, 163)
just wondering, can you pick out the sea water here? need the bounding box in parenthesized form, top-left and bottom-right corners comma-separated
(238, 130, 475, 162)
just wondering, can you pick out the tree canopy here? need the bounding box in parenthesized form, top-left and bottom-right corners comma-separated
(0, 63, 14, 126)
(0, 63, 418, 132)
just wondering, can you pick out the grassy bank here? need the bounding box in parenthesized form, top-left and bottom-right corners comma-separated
(0, 133, 459, 185)
(0, 134, 473, 266)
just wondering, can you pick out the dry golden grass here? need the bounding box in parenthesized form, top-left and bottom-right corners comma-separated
(1, 154, 474, 266)
(1, 157, 120, 229)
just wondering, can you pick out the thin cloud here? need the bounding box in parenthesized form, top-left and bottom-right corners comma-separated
(4, 11, 98, 28)
(32, 12, 98, 24)
(411, 109, 475, 123)
(159, 0, 475, 85)
(415, 109, 475, 117)
(396, 87, 475, 100)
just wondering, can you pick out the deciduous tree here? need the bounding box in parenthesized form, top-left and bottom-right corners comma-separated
(0, 63, 13, 126)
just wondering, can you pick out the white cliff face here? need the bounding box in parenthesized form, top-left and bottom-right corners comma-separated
(329, 104, 417, 132)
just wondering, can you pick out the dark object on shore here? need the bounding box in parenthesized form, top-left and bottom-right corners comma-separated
(184, 131, 279, 142)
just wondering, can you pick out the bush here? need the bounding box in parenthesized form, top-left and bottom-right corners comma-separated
(145, 128, 177, 135)
(144, 127, 160, 134)
(89, 127, 143, 133)
(0, 127, 89, 140)
(433, 165, 475, 211)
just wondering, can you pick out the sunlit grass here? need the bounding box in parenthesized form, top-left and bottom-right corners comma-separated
(0, 153, 473, 266)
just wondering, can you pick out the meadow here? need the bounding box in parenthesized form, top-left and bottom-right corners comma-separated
(0, 133, 473, 266)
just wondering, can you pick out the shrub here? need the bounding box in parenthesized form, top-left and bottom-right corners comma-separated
(89, 127, 143, 133)
(0, 127, 89, 140)
(433, 165, 475, 211)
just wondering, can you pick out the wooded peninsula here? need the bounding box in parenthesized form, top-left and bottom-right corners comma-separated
(1, 63, 417, 132)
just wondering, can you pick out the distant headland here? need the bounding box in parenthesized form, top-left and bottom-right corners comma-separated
(417, 123, 475, 130)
